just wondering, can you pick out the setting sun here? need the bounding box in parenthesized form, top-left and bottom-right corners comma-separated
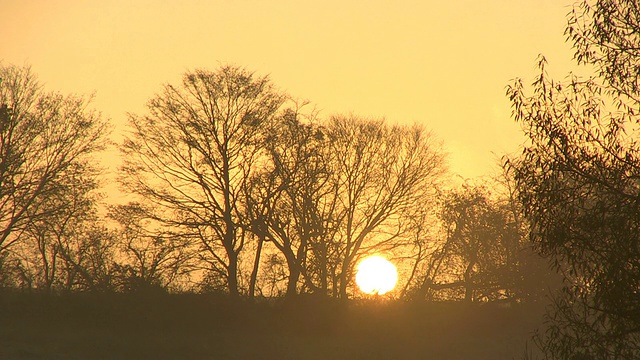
(355, 255, 398, 295)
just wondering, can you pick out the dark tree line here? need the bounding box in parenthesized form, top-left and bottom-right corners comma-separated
(0, 62, 552, 305)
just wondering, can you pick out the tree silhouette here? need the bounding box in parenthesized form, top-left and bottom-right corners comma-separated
(244, 107, 338, 298)
(108, 202, 195, 293)
(506, 0, 640, 356)
(407, 182, 550, 303)
(122, 66, 285, 297)
(0, 64, 109, 289)
(20, 163, 107, 292)
(325, 116, 446, 298)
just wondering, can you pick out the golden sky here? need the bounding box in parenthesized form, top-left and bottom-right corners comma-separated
(1, 0, 579, 181)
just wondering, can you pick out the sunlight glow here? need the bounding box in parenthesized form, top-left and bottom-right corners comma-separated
(355, 255, 398, 295)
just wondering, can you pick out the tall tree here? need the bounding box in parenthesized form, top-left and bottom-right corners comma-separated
(508, 58, 640, 359)
(121, 66, 285, 297)
(246, 114, 446, 299)
(0, 64, 108, 252)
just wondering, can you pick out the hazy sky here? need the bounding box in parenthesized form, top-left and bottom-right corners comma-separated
(1, 0, 579, 181)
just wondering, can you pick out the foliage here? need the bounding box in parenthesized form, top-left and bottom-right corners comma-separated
(568, 0, 640, 101)
(507, 57, 640, 358)
(506, 0, 640, 356)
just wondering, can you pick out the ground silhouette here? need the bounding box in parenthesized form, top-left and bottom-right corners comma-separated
(1, 292, 546, 359)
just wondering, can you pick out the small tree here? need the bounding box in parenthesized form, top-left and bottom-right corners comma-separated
(109, 202, 196, 293)
(19, 162, 103, 292)
(433, 184, 523, 302)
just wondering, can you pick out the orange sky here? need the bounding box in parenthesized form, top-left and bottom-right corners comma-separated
(1, 0, 580, 183)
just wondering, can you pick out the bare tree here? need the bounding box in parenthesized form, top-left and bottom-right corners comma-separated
(325, 116, 446, 298)
(245, 113, 446, 300)
(245, 107, 338, 298)
(398, 205, 444, 300)
(0, 64, 109, 253)
(0, 64, 109, 291)
(121, 66, 285, 297)
(431, 184, 518, 302)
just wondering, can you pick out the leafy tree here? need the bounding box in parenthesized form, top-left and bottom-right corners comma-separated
(506, 0, 640, 356)
(568, 0, 640, 101)
(508, 57, 640, 358)
(122, 66, 285, 297)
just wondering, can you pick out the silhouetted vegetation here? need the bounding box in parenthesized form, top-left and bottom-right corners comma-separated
(0, 63, 553, 303)
(0, 64, 111, 292)
(0, 61, 556, 358)
(505, 0, 640, 357)
(10, 1, 640, 357)
(409, 183, 558, 304)
(118, 67, 451, 299)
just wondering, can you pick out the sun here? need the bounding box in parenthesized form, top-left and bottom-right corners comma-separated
(355, 255, 398, 295)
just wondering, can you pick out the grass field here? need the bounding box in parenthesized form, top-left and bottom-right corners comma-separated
(0, 292, 547, 359)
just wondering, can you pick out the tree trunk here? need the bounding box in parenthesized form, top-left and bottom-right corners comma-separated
(286, 266, 300, 298)
(464, 260, 476, 302)
(248, 236, 264, 299)
(227, 251, 239, 297)
(338, 266, 349, 299)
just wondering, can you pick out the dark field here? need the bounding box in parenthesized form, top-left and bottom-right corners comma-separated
(0, 293, 546, 359)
